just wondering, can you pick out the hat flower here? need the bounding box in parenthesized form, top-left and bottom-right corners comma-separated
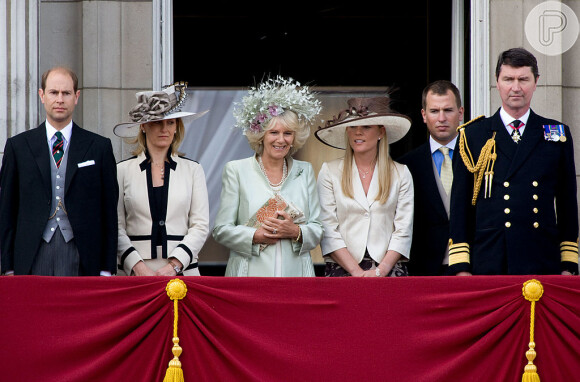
(234, 76, 321, 134)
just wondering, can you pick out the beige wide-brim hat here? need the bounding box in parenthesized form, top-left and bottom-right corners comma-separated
(113, 82, 209, 138)
(315, 97, 411, 150)
(113, 110, 209, 138)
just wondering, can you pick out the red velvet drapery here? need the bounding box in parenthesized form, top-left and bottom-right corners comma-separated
(1, 276, 579, 381)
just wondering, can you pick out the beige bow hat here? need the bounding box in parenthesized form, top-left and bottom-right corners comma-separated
(113, 81, 209, 138)
(315, 96, 411, 149)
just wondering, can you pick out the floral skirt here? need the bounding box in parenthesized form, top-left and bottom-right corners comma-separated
(325, 252, 408, 277)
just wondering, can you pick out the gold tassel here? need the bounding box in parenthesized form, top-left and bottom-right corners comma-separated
(163, 279, 188, 382)
(521, 280, 544, 382)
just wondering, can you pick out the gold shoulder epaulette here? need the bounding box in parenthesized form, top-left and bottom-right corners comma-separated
(456, 115, 485, 132)
(456, 115, 496, 205)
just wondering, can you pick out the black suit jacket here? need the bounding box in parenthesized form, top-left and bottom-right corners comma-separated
(449, 109, 578, 275)
(399, 141, 451, 275)
(0, 123, 119, 275)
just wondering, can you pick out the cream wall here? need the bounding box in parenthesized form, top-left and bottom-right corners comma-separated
(0, 0, 156, 162)
(38, 0, 154, 161)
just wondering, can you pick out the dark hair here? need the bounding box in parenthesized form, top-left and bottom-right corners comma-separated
(421, 80, 462, 109)
(495, 48, 539, 81)
(41, 67, 79, 92)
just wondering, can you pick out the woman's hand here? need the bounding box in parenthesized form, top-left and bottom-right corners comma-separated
(156, 263, 179, 276)
(132, 261, 157, 276)
(262, 210, 300, 240)
(361, 269, 379, 277)
(253, 226, 279, 245)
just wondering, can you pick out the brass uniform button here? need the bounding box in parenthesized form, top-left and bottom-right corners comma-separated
(533, 208, 538, 213)
(504, 194, 510, 200)
(532, 181, 538, 187)
(505, 222, 512, 228)
(533, 222, 539, 228)
(503, 182, 510, 187)
(533, 194, 538, 200)
(504, 208, 510, 214)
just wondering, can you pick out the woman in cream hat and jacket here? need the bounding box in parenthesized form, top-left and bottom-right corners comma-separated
(315, 96, 414, 277)
(114, 82, 209, 276)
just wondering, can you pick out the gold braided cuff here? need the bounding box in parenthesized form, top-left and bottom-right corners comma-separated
(449, 242, 470, 265)
(560, 241, 579, 263)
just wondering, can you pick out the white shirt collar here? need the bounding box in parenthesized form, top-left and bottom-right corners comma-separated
(500, 108, 530, 135)
(429, 135, 458, 154)
(46, 120, 73, 150)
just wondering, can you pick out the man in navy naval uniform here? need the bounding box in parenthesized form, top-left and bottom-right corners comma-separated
(0, 66, 118, 276)
(448, 47, 579, 275)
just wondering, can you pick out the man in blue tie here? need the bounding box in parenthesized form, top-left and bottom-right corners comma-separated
(449, 47, 579, 275)
(398, 80, 464, 275)
(0, 66, 118, 276)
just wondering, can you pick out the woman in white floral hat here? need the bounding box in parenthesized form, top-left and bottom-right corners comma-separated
(213, 76, 323, 277)
(315, 96, 414, 277)
(114, 82, 210, 276)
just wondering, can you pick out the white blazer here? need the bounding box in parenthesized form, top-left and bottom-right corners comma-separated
(317, 157, 413, 264)
(117, 152, 209, 275)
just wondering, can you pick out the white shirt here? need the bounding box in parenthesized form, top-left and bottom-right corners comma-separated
(45, 120, 73, 157)
(500, 108, 530, 137)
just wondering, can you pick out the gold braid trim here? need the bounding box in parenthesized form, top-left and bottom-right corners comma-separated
(456, 116, 498, 205)
(449, 242, 470, 265)
(560, 240, 579, 263)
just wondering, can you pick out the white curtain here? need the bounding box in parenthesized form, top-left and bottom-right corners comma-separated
(179, 89, 253, 231)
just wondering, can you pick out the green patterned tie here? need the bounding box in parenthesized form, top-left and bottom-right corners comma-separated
(52, 131, 64, 167)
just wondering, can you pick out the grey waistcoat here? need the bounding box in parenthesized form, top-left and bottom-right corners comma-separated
(42, 148, 74, 243)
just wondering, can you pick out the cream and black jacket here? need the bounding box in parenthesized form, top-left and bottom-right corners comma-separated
(117, 151, 209, 275)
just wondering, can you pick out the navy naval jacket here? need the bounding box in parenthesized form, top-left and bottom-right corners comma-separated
(448, 109, 579, 275)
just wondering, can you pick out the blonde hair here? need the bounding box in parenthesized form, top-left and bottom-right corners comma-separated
(245, 110, 310, 156)
(129, 118, 185, 156)
(341, 126, 393, 204)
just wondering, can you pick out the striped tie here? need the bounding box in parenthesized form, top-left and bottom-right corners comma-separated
(439, 146, 453, 195)
(52, 131, 64, 168)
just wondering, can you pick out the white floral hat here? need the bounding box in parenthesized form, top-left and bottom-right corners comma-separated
(233, 76, 321, 134)
(114, 81, 209, 138)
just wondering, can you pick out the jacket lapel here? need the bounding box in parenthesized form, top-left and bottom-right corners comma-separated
(490, 110, 516, 162)
(27, 123, 52, 199)
(351, 159, 370, 211)
(65, 124, 93, 194)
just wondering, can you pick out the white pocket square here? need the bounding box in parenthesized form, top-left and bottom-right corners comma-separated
(78, 160, 95, 168)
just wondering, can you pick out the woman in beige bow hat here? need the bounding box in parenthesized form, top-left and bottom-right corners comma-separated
(315, 96, 414, 277)
(114, 82, 210, 276)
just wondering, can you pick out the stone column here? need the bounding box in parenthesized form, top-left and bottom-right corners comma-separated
(0, 0, 39, 158)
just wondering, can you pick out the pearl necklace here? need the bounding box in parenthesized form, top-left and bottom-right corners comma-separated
(258, 156, 287, 188)
(152, 162, 165, 180)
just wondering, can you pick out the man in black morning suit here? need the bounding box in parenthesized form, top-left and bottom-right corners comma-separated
(0, 67, 118, 276)
(448, 48, 579, 276)
(399, 81, 464, 275)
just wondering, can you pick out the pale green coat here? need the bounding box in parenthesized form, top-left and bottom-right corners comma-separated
(213, 156, 323, 276)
